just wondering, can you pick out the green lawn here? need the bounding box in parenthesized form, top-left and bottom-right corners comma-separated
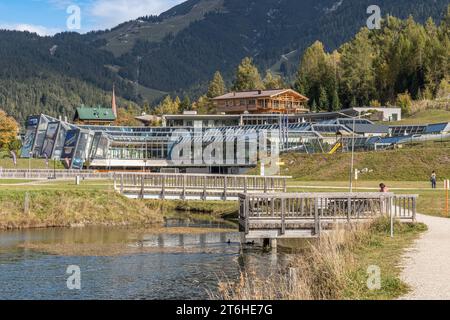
(0, 157, 65, 170)
(287, 180, 449, 218)
(0, 179, 113, 192)
(282, 145, 450, 181)
(345, 219, 427, 299)
(0, 179, 33, 184)
(386, 109, 450, 125)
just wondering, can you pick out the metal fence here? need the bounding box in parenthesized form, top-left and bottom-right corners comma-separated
(0, 169, 114, 180)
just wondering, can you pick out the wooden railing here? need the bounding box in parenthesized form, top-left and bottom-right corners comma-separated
(114, 173, 290, 200)
(239, 192, 417, 238)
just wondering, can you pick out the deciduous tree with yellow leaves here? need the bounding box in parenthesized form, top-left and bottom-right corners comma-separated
(0, 109, 19, 150)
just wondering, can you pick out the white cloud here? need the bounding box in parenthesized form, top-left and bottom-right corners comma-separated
(88, 0, 185, 29)
(0, 23, 60, 36)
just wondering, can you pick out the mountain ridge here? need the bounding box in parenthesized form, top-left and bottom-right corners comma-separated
(0, 0, 448, 123)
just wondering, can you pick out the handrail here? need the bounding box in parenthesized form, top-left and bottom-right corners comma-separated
(238, 192, 418, 237)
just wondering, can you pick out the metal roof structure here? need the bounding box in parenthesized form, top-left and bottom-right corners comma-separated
(74, 107, 116, 121)
(345, 124, 390, 134)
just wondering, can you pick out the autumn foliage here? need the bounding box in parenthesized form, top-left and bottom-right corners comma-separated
(0, 109, 19, 149)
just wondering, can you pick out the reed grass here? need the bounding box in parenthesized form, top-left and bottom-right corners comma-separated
(215, 218, 426, 300)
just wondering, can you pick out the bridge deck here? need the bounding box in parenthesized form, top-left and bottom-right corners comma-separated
(114, 173, 290, 200)
(239, 192, 417, 239)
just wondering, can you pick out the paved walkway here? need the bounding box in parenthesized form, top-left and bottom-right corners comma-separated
(400, 213, 450, 300)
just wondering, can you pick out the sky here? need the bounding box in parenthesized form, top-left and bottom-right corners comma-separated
(0, 0, 185, 36)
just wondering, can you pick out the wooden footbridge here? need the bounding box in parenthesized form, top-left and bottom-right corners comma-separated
(239, 192, 417, 241)
(114, 173, 289, 200)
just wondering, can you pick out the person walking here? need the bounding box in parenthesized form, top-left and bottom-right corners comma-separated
(379, 183, 389, 193)
(431, 171, 437, 189)
(379, 183, 389, 213)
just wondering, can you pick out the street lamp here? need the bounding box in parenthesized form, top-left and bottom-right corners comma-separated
(348, 115, 357, 193)
(348, 111, 372, 193)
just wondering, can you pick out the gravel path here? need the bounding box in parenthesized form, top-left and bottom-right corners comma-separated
(400, 213, 450, 300)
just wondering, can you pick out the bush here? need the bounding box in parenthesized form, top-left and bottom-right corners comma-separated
(396, 91, 413, 115)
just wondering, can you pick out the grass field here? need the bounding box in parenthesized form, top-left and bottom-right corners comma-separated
(0, 157, 65, 169)
(281, 143, 450, 181)
(0, 179, 33, 184)
(287, 180, 449, 218)
(385, 109, 450, 125)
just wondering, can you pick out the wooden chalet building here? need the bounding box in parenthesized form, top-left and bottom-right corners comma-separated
(73, 107, 117, 125)
(212, 89, 309, 114)
(73, 86, 118, 125)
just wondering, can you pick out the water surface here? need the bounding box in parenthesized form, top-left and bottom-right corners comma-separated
(0, 216, 285, 300)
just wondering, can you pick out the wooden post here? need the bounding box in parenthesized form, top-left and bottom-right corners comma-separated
(264, 178, 268, 193)
(314, 197, 320, 236)
(283, 178, 287, 192)
(182, 175, 186, 200)
(140, 176, 145, 200)
(223, 176, 228, 201)
(281, 198, 286, 235)
(244, 177, 248, 194)
(245, 197, 249, 235)
(120, 174, 124, 194)
(390, 196, 394, 238)
(347, 197, 351, 222)
(24, 192, 30, 215)
(161, 176, 166, 200)
(203, 176, 207, 201)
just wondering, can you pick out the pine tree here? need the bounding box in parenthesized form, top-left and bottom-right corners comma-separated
(311, 100, 318, 113)
(340, 29, 376, 107)
(331, 89, 341, 111)
(180, 96, 191, 112)
(294, 41, 338, 109)
(263, 71, 285, 89)
(207, 71, 226, 98)
(232, 57, 264, 91)
(154, 96, 180, 115)
(318, 86, 328, 111)
(192, 95, 213, 114)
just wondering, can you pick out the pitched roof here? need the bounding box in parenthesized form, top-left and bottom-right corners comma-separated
(212, 89, 309, 101)
(75, 107, 116, 121)
(346, 123, 390, 134)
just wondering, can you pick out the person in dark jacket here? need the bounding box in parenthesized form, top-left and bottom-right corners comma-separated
(431, 171, 437, 189)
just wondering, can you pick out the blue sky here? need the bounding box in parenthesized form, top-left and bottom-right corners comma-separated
(0, 0, 185, 35)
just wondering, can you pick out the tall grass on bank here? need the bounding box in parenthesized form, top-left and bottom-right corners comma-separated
(215, 218, 426, 300)
(0, 190, 164, 230)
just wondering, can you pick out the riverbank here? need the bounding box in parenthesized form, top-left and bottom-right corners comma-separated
(217, 218, 427, 300)
(0, 186, 239, 230)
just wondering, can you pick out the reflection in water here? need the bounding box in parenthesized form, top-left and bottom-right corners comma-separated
(0, 217, 294, 300)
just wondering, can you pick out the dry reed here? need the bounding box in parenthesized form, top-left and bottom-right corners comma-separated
(215, 222, 374, 300)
